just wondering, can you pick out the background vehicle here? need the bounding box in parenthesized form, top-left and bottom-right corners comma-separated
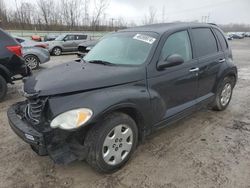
(244, 32, 250, 37)
(47, 33, 91, 56)
(0, 29, 30, 101)
(31, 35, 42, 42)
(44, 34, 58, 42)
(226, 34, 233, 40)
(8, 23, 237, 173)
(15, 37, 50, 70)
(77, 40, 99, 57)
(230, 33, 244, 39)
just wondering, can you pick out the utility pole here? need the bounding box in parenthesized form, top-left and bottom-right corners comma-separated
(111, 18, 115, 29)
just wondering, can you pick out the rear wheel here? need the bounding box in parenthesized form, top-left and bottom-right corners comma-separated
(85, 112, 138, 173)
(0, 75, 7, 102)
(24, 55, 40, 70)
(212, 77, 234, 111)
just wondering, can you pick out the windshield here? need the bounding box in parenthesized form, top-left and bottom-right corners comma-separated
(84, 32, 158, 65)
(55, 34, 66, 41)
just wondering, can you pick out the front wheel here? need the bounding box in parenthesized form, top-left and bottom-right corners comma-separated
(212, 77, 234, 111)
(52, 47, 62, 56)
(85, 112, 138, 173)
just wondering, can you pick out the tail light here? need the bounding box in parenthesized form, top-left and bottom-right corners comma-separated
(6, 45, 23, 57)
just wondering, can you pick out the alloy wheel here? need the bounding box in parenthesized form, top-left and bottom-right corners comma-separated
(25, 56, 39, 70)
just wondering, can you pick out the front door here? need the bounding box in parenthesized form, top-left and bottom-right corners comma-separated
(62, 35, 76, 51)
(147, 30, 198, 121)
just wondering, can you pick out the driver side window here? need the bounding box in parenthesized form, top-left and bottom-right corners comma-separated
(161, 30, 192, 62)
(64, 35, 75, 41)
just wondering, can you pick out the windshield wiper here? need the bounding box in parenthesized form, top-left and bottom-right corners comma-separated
(88, 60, 114, 66)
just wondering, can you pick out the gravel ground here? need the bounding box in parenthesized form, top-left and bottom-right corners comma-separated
(0, 39, 250, 188)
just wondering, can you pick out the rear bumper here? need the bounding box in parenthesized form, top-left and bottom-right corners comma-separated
(7, 102, 88, 164)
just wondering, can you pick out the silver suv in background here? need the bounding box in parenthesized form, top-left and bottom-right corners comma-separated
(47, 33, 90, 56)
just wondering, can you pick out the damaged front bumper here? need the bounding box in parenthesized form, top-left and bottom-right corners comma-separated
(7, 101, 88, 164)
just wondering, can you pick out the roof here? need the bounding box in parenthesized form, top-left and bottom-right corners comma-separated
(120, 22, 217, 35)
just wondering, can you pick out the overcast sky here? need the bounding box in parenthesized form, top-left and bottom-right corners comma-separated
(6, 0, 250, 25)
(107, 0, 250, 24)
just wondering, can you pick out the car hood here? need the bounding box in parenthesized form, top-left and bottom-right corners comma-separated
(24, 61, 145, 96)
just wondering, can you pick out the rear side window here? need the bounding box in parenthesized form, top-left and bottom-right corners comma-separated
(214, 29, 228, 50)
(160, 30, 192, 62)
(76, 35, 87, 40)
(192, 28, 218, 57)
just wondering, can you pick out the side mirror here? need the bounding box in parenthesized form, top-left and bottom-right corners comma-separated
(157, 54, 184, 70)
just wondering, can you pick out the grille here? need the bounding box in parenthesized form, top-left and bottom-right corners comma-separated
(26, 98, 46, 125)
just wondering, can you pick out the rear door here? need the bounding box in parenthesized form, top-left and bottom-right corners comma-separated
(191, 27, 225, 101)
(75, 35, 88, 50)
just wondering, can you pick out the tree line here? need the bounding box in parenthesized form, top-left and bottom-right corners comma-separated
(0, 0, 249, 32)
(0, 0, 127, 31)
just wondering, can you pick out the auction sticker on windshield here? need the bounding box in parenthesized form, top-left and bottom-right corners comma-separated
(133, 34, 156, 44)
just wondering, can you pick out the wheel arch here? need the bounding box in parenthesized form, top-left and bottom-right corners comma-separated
(213, 68, 237, 93)
(0, 66, 12, 83)
(95, 104, 147, 142)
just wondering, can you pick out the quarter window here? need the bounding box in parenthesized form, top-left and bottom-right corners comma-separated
(160, 30, 192, 62)
(192, 28, 218, 57)
(214, 29, 228, 50)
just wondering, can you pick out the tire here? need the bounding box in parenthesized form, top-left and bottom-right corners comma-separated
(0, 75, 7, 102)
(52, 47, 62, 56)
(24, 55, 40, 70)
(212, 77, 234, 111)
(85, 112, 138, 173)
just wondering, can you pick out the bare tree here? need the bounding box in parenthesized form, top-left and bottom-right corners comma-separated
(92, 0, 109, 29)
(61, 0, 82, 29)
(83, 0, 90, 26)
(37, 0, 53, 28)
(0, 0, 7, 26)
(161, 6, 166, 23)
(143, 6, 157, 25)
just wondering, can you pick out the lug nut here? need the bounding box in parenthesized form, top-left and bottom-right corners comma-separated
(119, 138, 122, 142)
(115, 138, 118, 142)
(115, 147, 118, 151)
(119, 144, 122, 147)
(113, 144, 116, 148)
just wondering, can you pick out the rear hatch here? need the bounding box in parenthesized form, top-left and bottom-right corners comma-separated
(0, 28, 29, 76)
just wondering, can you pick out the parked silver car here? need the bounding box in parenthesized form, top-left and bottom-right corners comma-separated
(15, 37, 50, 70)
(47, 33, 91, 56)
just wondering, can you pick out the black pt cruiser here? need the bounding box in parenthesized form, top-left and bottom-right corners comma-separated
(8, 23, 237, 173)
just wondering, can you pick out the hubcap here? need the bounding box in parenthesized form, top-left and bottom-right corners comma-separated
(54, 48, 61, 55)
(25, 56, 38, 69)
(102, 124, 133, 166)
(220, 83, 232, 106)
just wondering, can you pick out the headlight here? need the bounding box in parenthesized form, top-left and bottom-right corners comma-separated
(50, 108, 93, 130)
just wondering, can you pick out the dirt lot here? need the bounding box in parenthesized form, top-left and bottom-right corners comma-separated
(0, 39, 250, 188)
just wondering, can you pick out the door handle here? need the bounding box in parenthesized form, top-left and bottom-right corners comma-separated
(218, 58, 226, 63)
(189, 67, 199, 72)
